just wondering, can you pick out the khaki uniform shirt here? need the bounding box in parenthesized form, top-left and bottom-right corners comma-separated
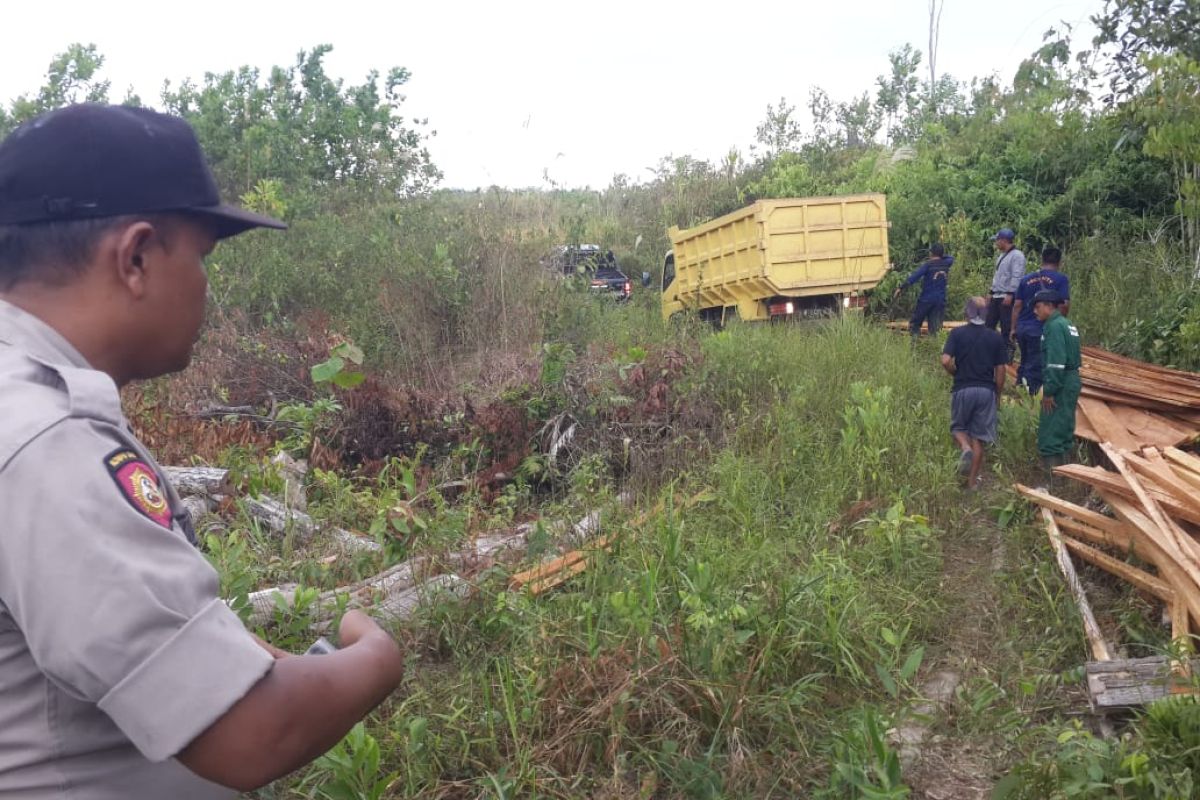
(0, 299, 274, 799)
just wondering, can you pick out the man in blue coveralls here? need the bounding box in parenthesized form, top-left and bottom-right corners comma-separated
(1010, 247, 1070, 394)
(893, 243, 954, 340)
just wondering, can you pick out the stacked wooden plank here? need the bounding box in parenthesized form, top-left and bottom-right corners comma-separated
(1019, 443, 1200, 709)
(1018, 444, 1200, 641)
(1072, 348, 1200, 450)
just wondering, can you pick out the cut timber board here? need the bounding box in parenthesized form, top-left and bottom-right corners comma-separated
(1058, 535, 1174, 602)
(1042, 508, 1113, 662)
(1054, 464, 1200, 527)
(1080, 386, 1186, 413)
(1110, 405, 1198, 448)
(1078, 397, 1142, 453)
(1086, 656, 1200, 712)
(1074, 411, 1101, 443)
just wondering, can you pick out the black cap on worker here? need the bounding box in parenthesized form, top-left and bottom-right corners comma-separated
(0, 104, 286, 239)
(1032, 289, 1063, 307)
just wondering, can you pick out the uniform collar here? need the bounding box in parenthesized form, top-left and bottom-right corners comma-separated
(0, 298, 92, 369)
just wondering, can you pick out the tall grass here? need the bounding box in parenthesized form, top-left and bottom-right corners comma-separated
(276, 319, 1052, 798)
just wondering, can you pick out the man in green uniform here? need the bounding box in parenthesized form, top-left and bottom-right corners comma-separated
(1034, 290, 1081, 481)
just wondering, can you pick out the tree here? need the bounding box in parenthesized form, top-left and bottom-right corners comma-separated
(1137, 54, 1200, 260)
(161, 45, 440, 205)
(754, 97, 803, 157)
(1092, 0, 1200, 99)
(0, 44, 110, 137)
(927, 0, 944, 107)
(835, 93, 882, 148)
(875, 45, 923, 145)
(1011, 28, 1092, 114)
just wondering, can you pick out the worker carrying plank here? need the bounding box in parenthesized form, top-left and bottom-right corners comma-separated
(1010, 247, 1071, 395)
(941, 297, 1009, 490)
(893, 243, 954, 340)
(0, 105, 405, 797)
(1034, 289, 1082, 484)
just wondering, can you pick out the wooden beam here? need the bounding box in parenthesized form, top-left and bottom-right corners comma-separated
(1015, 484, 1128, 535)
(1103, 495, 1200, 629)
(1165, 446, 1200, 476)
(1051, 513, 1135, 553)
(1054, 463, 1200, 526)
(1078, 398, 1142, 452)
(1172, 601, 1193, 649)
(1058, 534, 1174, 602)
(1109, 405, 1198, 448)
(1125, 452, 1200, 517)
(1042, 508, 1113, 662)
(1102, 444, 1200, 581)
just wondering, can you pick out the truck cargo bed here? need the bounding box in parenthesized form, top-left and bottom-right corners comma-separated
(662, 194, 890, 321)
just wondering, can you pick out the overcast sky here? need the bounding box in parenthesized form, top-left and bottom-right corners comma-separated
(2, 0, 1102, 190)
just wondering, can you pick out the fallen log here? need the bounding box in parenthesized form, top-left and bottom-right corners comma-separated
(235, 493, 629, 634)
(271, 451, 308, 512)
(375, 574, 470, 622)
(239, 519, 539, 628)
(242, 496, 382, 554)
(180, 496, 217, 527)
(163, 466, 233, 497)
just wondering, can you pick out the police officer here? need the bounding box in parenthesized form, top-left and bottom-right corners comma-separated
(1034, 289, 1082, 483)
(0, 104, 405, 798)
(1010, 247, 1071, 394)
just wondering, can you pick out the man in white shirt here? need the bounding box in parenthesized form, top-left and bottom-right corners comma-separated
(983, 227, 1026, 359)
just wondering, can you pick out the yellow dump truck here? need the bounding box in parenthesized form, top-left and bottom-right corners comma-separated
(661, 194, 891, 322)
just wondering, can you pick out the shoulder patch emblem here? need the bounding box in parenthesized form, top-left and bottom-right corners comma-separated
(104, 449, 172, 528)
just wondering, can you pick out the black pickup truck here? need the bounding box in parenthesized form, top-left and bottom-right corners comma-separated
(547, 245, 632, 301)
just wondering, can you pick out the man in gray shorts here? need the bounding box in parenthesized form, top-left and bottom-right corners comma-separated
(941, 297, 1009, 489)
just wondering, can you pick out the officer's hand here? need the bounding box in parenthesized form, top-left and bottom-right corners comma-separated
(1041, 395, 1056, 413)
(252, 633, 290, 660)
(339, 609, 401, 653)
(339, 609, 387, 645)
(1001, 294, 1013, 306)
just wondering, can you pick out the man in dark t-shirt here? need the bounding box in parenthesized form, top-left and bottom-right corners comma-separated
(941, 296, 1009, 489)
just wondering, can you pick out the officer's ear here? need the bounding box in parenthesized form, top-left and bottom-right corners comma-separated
(111, 220, 162, 300)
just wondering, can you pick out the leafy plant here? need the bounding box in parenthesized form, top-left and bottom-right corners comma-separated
(300, 723, 398, 800)
(312, 342, 367, 390)
(822, 708, 911, 799)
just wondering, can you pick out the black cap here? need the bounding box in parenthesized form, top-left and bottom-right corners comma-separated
(1033, 289, 1062, 306)
(0, 104, 286, 239)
